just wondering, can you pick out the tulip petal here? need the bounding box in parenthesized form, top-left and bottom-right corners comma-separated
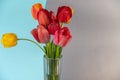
(37, 9, 50, 27)
(49, 11, 56, 21)
(31, 28, 40, 42)
(53, 27, 72, 47)
(1, 33, 18, 48)
(53, 30, 59, 45)
(31, 3, 43, 20)
(59, 34, 72, 47)
(38, 25, 50, 43)
(48, 21, 60, 35)
(57, 6, 73, 23)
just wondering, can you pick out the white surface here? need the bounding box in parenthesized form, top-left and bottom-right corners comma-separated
(47, 0, 120, 80)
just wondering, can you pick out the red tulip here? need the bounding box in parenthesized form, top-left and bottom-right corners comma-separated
(49, 11, 56, 21)
(53, 27, 72, 47)
(37, 9, 50, 27)
(57, 6, 73, 23)
(31, 3, 43, 20)
(31, 25, 50, 43)
(48, 21, 60, 35)
(31, 28, 40, 42)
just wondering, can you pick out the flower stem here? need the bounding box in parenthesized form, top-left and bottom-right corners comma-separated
(18, 38, 45, 53)
(61, 23, 64, 27)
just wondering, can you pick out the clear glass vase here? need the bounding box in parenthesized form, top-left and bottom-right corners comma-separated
(44, 55, 62, 80)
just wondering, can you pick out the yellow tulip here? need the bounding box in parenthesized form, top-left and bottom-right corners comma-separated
(1, 33, 17, 48)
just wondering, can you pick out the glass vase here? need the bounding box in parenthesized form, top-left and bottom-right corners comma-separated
(44, 55, 62, 80)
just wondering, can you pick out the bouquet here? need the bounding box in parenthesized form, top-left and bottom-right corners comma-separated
(1, 3, 73, 58)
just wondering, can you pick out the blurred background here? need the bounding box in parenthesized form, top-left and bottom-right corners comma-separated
(0, 0, 120, 80)
(0, 0, 46, 80)
(46, 0, 120, 80)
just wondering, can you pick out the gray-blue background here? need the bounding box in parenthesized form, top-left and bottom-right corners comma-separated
(1, 0, 120, 80)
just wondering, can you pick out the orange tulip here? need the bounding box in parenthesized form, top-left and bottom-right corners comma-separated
(37, 9, 50, 27)
(31, 3, 43, 20)
(57, 6, 73, 23)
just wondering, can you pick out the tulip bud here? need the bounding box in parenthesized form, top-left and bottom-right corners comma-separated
(1, 33, 18, 48)
(57, 6, 73, 23)
(31, 3, 43, 20)
(53, 27, 72, 47)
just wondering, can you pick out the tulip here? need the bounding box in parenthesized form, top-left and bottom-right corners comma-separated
(31, 25, 50, 43)
(48, 21, 60, 35)
(37, 9, 50, 27)
(57, 6, 73, 23)
(49, 11, 56, 21)
(53, 27, 72, 47)
(31, 3, 43, 20)
(1, 33, 18, 48)
(38, 25, 50, 43)
(31, 28, 40, 42)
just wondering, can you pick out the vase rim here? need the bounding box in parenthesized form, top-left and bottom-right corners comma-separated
(44, 55, 62, 60)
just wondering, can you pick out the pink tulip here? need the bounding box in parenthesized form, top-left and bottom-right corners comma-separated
(37, 9, 50, 27)
(53, 27, 72, 47)
(38, 25, 50, 43)
(31, 25, 50, 43)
